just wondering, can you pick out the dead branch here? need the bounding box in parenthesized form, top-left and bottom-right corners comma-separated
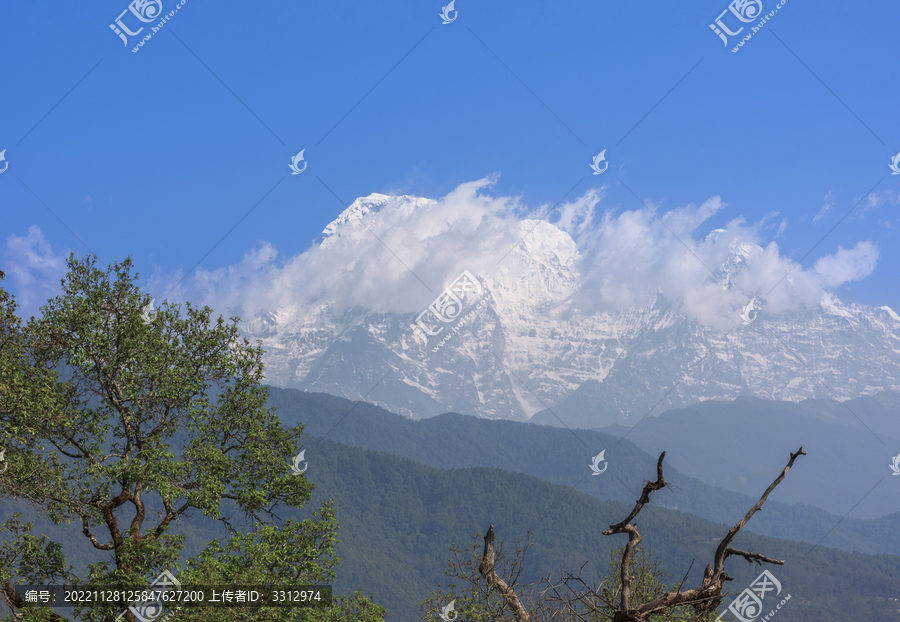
(541, 559, 611, 622)
(479, 524, 533, 622)
(707, 447, 804, 585)
(477, 447, 805, 622)
(601, 451, 666, 615)
(601, 447, 805, 621)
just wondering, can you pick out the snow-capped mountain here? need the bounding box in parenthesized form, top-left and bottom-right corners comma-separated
(244, 193, 900, 429)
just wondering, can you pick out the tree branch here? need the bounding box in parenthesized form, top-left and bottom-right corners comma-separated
(478, 524, 532, 622)
(602, 451, 666, 615)
(711, 447, 804, 581)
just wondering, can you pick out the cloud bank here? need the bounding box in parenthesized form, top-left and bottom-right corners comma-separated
(8, 179, 879, 329)
(3, 226, 69, 318)
(162, 177, 879, 330)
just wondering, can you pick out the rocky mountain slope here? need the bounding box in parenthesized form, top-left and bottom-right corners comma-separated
(244, 193, 900, 427)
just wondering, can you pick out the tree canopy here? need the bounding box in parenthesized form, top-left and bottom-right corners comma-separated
(0, 256, 385, 622)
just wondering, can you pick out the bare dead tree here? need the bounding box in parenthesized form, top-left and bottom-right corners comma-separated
(479, 524, 534, 622)
(422, 526, 576, 622)
(477, 447, 806, 622)
(540, 545, 695, 622)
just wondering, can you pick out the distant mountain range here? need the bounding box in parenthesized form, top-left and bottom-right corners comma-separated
(244, 193, 900, 427)
(291, 437, 900, 622)
(4, 388, 898, 622)
(8, 403, 897, 622)
(592, 392, 900, 519)
(266, 388, 900, 553)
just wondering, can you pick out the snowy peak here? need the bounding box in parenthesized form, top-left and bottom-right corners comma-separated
(320, 193, 390, 242)
(710, 235, 758, 292)
(248, 192, 900, 425)
(880, 305, 900, 322)
(320, 193, 436, 246)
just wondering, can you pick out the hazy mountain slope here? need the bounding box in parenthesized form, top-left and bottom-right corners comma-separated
(266, 388, 900, 554)
(295, 438, 900, 622)
(592, 394, 900, 519)
(3, 434, 898, 622)
(246, 194, 900, 426)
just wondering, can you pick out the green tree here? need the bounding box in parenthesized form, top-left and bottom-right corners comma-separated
(0, 512, 78, 621)
(0, 257, 384, 621)
(172, 503, 386, 622)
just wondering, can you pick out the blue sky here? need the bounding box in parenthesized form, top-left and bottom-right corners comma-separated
(1, 0, 899, 318)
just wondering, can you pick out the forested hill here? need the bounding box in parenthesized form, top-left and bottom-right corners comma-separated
(284, 436, 900, 622)
(266, 387, 900, 557)
(3, 433, 899, 621)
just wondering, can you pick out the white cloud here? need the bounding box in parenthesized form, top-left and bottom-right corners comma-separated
(813, 241, 879, 288)
(3, 226, 69, 318)
(172, 176, 527, 320)
(813, 190, 835, 223)
(857, 186, 900, 217)
(570, 193, 880, 327)
(157, 179, 881, 330)
(549, 187, 601, 243)
(865, 193, 883, 210)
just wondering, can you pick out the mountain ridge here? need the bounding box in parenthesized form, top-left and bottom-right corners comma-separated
(266, 387, 900, 551)
(244, 192, 900, 425)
